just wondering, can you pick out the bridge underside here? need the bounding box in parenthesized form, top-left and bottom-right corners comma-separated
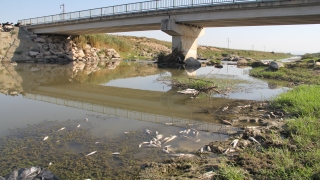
(29, 15, 320, 35)
(24, 0, 320, 65)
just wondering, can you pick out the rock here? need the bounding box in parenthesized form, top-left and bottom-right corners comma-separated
(185, 57, 201, 67)
(35, 37, 46, 43)
(77, 50, 85, 58)
(35, 53, 43, 59)
(29, 51, 39, 57)
(237, 59, 248, 65)
(65, 54, 77, 61)
(269, 61, 284, 70)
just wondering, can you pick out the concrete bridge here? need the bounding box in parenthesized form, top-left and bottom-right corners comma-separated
(19, 0, 320, 65)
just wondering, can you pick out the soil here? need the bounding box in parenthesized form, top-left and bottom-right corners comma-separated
(137, 100, 288, 179)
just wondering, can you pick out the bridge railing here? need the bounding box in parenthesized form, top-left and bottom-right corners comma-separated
(18, 0, 262, 26)
(24, 93, 242, 134)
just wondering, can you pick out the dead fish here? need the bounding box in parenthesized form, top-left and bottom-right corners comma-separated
(95, 142, 100, 144)
(183, 154, 195, 158)
(179, 131, 184, 134)
(193, 131, 196, 135)
(164, 135, 177, 144)
(156, 134, 163, 140)
(223, 148, 230, 154)
(85, 118, 89, 122)
(207, 145, 211, 152)
(182, 135, 190, 139)
(249, 136, 260, 145)
(196, 139, 201, 142)
(165, 145, 171, 148)
(145, 129, 152, 135)
(43, 136, 49, 141)
(162, 137, 170, 142)
(230, 139, 239, 148)
(77, 124, 81, 128)
(162, 147, 170, 154)
(196, 131, 199, 136)
(222, 120, 232, 125)
(200, 147, 204, 153)
(156, 131, 158, 135)
(56, 140, 60, 143)
(169, 153, 185, 157)
(139, 142, 150, 148)
(112, 152, 120, 155)
(165, 123, 173, 125)
(57, 127, 65, 132)
(124, 132, 129, 134)
(145, 144, 161, 148)
(222, 106, 229, 111)
(85, 151, 97, 156)
(229, 148, 236, 153)
(186, 129, 190, 134)
(200, 171, 214, 179)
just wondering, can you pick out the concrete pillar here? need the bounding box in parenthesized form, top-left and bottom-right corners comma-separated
(161, 19, 205, 67)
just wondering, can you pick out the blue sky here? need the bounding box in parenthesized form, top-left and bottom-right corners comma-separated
(1, 0, 319, 55)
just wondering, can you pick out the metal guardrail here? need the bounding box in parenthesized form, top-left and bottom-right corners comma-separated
(24, 93, 242, 134)
(18, 0, 263, 26)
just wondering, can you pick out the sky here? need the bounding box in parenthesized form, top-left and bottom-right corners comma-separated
(1, 0, 319, 55)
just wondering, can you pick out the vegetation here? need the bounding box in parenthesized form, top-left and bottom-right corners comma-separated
(213, 84, 320, 179)
(14, 50, 23, 55)
(301, 52, 320, 60)
(71, 34, 291, 61)
(249, 64, 320, 85)
(271, 85, 320, 117)
(198, 47, 291, 60)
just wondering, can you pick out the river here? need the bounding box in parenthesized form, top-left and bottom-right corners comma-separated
(0, 60, 289, 178)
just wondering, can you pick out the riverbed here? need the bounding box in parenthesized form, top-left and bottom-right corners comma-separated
(0, 61, 289, 178)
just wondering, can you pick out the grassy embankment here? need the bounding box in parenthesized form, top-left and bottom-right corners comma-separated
(216, 85, 320, 179)
(198, 47, 291, 60)
(216, 53, 320, 179)
(72, 34, 291, 60)
(250, 53, 320, 85)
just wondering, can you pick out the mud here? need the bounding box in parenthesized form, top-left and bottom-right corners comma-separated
(137, 100, 289, 179)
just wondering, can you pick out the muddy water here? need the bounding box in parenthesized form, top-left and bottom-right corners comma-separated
(0, 61, 288, 177)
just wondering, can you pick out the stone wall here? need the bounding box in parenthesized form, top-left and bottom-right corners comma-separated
(25, 30, 121, 63)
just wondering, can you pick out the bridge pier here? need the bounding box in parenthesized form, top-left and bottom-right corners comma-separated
(161, 19, 205, 67)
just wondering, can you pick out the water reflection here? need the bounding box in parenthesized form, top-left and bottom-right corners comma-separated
(0, 60, 290, 177)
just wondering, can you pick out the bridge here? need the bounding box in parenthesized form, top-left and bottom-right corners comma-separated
(19, 0, 320, 65)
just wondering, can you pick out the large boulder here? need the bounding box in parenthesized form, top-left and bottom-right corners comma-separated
(35, 37, 46, 43)
(29, 51, 39, 57)
(237, 59, 248, 65)
(269, 61, 284, 70)
(184, 57, 201, 67)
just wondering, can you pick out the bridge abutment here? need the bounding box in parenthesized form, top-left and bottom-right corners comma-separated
(161, 19, 205, 67)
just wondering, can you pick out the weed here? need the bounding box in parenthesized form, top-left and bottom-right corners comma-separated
(271, 85, 320, 117)
(14, 50, 23, 55)
(216, 163, 247, 180)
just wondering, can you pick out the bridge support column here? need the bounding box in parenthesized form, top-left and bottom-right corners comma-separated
(161, 19, 205, 67)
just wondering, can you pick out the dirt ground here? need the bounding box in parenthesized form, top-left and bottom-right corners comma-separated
(137, 100, 287, 179)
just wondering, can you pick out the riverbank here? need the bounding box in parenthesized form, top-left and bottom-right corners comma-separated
(136, 62, 320, 179)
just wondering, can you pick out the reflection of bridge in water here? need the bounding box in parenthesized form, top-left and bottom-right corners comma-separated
(24, 92, 242, 135)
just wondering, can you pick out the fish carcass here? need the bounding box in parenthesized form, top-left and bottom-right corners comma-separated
(163, 135, 177, 144)
(85, 151, 97, 156)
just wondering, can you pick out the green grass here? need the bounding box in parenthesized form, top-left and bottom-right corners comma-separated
(215, 84, 320, 179)
(198, 47, 291, 60)
(216, 164, 247, 180)
(249, 66, 320, 85)
(271, 85, 320, 117)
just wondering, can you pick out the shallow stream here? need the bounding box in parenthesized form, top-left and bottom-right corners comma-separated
(0, 60, 290, 178)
